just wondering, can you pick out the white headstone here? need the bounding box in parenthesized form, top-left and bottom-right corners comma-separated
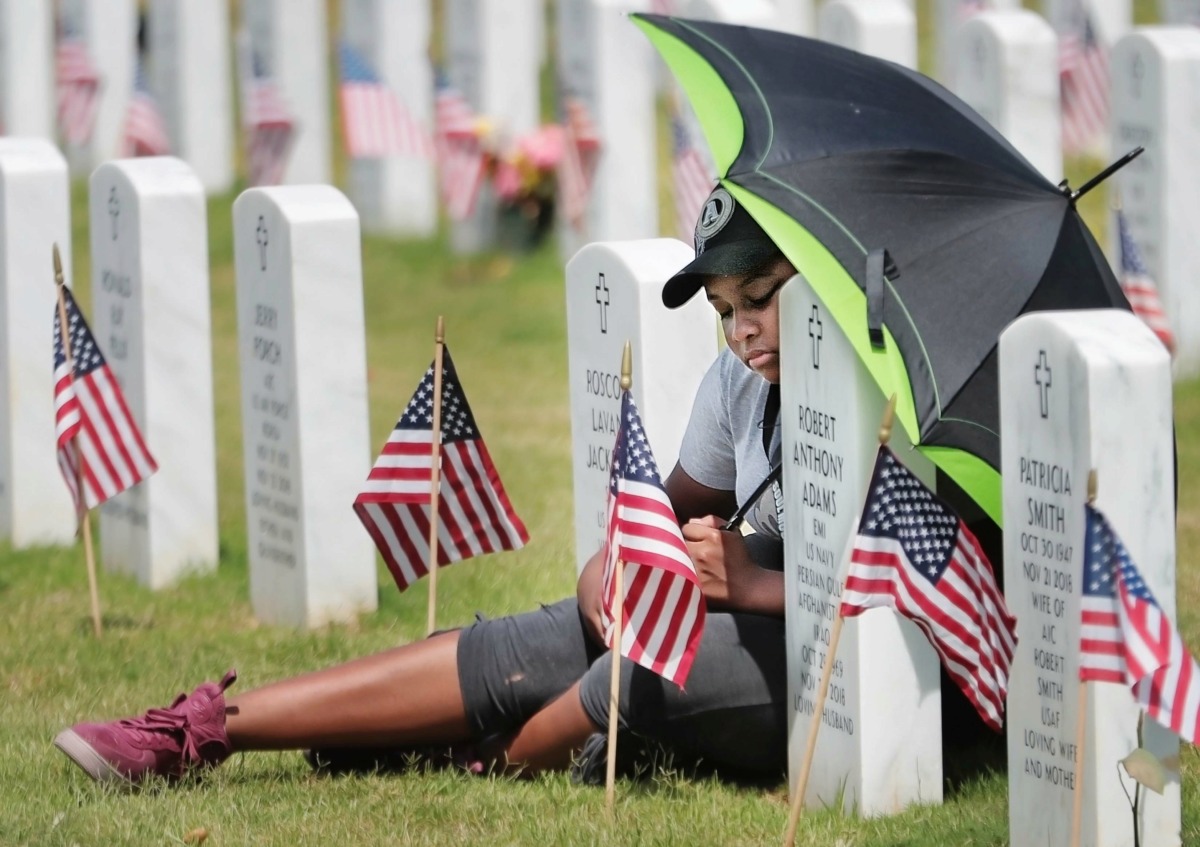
(444, 0, 542, 253)
(1110, 27, 1200, 378)
(818, 0, 917, 70)
(59, 0, 137, 175)
(935, 0, 1019, 87)
(233, 185, 376, 628)
(0, 0, 54, 139)
(954, 10, 1062, 182)
(680, 0, 779, 29)
(0, 138, 75, 546)
(1045, 0, 1132, 45)
(555, 0, 657, 259)
(780, 275, 942, 815)
(1000, 310, 1179, 847)
(341, 0, 437, 237)
(241, 0, 331, 185)
(565, 239, 715, 572)
(87, 158, 217, 589)
(773, 0, 815, 36)
(148, 0, 235, 194)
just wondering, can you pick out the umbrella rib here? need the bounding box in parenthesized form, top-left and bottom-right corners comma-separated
(759, 171, 865, 252)
(935, 415, 1000, 439)
(675, 19, 774, 172)
(757, 171, 946, 423)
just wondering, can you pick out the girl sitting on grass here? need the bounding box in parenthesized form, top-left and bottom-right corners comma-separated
(55, 187, 795, 787)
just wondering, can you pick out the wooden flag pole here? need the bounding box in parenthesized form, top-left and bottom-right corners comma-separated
(1070, 469, 1099, 847)
(53, 244, 103, 638)
(605, 552, 625, 814)
(426, 316, 446, 636)
(605, 340, 634, 815)
(784, 394, 897, 847)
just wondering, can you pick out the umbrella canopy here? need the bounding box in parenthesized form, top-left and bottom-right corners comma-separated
(633, 14, 1130, 526)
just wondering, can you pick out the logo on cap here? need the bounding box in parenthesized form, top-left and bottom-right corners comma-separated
(694, 187, 734, 256)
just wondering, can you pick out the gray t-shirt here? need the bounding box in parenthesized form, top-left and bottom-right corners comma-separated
(677, 348, 783, 540)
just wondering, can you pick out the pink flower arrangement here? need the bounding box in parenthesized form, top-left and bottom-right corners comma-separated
(492, 123, 564, 204)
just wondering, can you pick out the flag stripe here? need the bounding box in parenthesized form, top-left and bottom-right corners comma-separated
(839, 447, 1016, 732)
(1081, 504, 1200, 743)
(54, 287, 156, 514)
(353, 348, 528, 592)
(601, 391, 706, 688)
(339, 43, 434, 159)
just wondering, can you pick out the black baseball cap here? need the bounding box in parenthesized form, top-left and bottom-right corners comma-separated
(662, 186, 781, 309)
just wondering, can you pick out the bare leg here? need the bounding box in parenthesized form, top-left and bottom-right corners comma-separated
(487, 681, 599, 775)
(225, 630, 471, 751)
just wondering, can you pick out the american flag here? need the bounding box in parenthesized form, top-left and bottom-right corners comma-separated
(1059, 3, 1109, 155)
(54, 286, 157, 516)
(238, 33, 296, 187)
(1117, 210, 1175, 354)
(1080, 504, 1200, 743)
(122, 60, 171, 157)
(670, 113, 712, 247)
(55, 25, 101, 147)
(353, 348, 528, 593)
(338, 42, 433, 160)
(433, 75, 487, 222)
(601, 390, 706, 688)
(557, 95, 601, 231)
(840, 447, 1017, 732)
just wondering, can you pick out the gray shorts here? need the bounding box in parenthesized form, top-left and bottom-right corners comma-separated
(456, 540, 787, 776)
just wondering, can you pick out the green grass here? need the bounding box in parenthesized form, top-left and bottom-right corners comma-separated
(5, 1, 1195, 843)
(6, 173, 1200, 845)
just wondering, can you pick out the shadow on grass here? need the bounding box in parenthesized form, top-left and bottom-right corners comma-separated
(943, 725, 1007, 798)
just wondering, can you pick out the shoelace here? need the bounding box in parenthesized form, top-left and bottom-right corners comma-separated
(116, 692, 207, 763)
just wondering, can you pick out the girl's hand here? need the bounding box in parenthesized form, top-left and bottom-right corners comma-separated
(682, 516, 784, 616)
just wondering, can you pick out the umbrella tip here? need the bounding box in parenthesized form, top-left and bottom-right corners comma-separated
(1065, 147, 1145, 204)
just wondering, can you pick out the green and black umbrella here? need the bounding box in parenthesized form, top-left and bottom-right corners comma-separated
(634, 14, 1133, 526)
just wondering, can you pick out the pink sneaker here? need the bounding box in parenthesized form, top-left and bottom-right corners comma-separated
(54, 670, 237, 785)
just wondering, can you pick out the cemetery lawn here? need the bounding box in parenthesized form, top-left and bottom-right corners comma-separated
(1, 183, 1198, 846)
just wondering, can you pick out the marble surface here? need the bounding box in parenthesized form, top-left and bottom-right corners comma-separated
(565, 238, 714, 573)
(1000, 310, 1179, 847)
(934, 0, 1019, 86)
(555, 0, 658, 261)
(233, 185, 376, 628)
(818, 0, 917, 70)
(1109, 28, 1200, 378)
(148, 0, 234, 194)
(1160, 0, 1200, 24)
(89, 157, 218, 589)
(242, 0, 331, 185)
(954, 10, 1062, 182)
(0, 1, 54, 139)
(342, 0, 437, 237)
(0, 138, 75, 546)
(680, 0, 780, 29)
(445, 0, 541, 253)
(60, 0, 136, 175)
(780, 276, 943, 816)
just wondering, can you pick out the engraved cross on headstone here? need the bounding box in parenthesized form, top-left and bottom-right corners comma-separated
(256, 215, 269, 271)
(808, 305, 823, 369)
(1035, 349, 1052, 418)
(108, 186, 120, 241)
(1131, 53, 1145, 101)
(595, 273, 610, 334)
